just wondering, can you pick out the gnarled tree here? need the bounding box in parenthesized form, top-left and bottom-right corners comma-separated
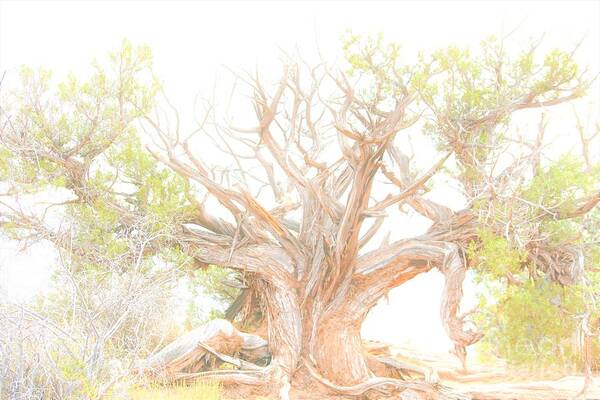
(1, 35, 598, 399)
(143, 35, 598, 397)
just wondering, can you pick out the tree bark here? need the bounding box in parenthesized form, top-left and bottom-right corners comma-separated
(312, 316, 371, 385)
(263, 283, 302, 367)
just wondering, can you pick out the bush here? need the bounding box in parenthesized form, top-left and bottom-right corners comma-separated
(0, 266, 181, 400)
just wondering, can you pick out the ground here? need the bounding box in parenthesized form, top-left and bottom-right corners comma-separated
(128, 342, 600, 400)
(379, 342, 600, 400)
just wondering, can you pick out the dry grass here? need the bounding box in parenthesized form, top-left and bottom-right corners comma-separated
(129, 381, 222, 400)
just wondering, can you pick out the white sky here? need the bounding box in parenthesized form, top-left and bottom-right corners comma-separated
(0, 0, 599, 354)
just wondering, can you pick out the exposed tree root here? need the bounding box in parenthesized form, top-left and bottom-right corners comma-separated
(372, 355, 439, 383)
(303, 356, 469, 399)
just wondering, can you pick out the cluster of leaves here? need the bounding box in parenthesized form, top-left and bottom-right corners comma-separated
(342, 34, 588, 193)
(2, 44, 153, 188)
(522, 155, 599, 218)
(342, 30, 430, 112)
(474, 277, 600, 372)
(429, 39, 584, 189)
(467, 228, 528, 279)
(0, 40, 199, 273)
(469, 155, 599, 370)
(184, 266, 241, 329)
(54, 357, 99, 400)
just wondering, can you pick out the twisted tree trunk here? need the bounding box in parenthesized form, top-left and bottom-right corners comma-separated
(166, 217, 479, 399)
(312, 319, 370, 384)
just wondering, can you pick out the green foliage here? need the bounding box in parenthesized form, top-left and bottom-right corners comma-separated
(1, 40, 159, 193)
(184, 266, 241, 328)
(341, 31, 420, 105)
(343, 31, 402, 78)
(475, 278, 599, 371)
(105, 128, 196, 235)
(54, 355, 99, 399)
(189, 266, 240, 305)
(342, 33, 589, 190)
(542, 219, 581, 246)
(522, 155, 599, 214)
(468, 229, 528, 279)
(534, 49, 580, 95)
(0, 40, 198, 276)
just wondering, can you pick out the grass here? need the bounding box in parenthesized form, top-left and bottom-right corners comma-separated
(129, 381, 222, 400)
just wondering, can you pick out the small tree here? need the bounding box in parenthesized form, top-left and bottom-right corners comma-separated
(0, 42, 192, 399)
(1, 35, 598, 399)
(0, 257, 179, 400)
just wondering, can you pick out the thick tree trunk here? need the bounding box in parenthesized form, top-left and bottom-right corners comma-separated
(259, 277, 376, 389)
(313, 318, 371, 385)
(175, 213, 482, 397)
(260, 281, 303, 399)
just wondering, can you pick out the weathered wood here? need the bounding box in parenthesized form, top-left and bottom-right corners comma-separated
(137, 319, 268, 381)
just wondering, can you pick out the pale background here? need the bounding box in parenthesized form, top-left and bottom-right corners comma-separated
(1, 0, 599, 354)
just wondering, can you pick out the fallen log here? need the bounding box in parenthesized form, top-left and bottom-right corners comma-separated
(136, 319, 269, 382)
